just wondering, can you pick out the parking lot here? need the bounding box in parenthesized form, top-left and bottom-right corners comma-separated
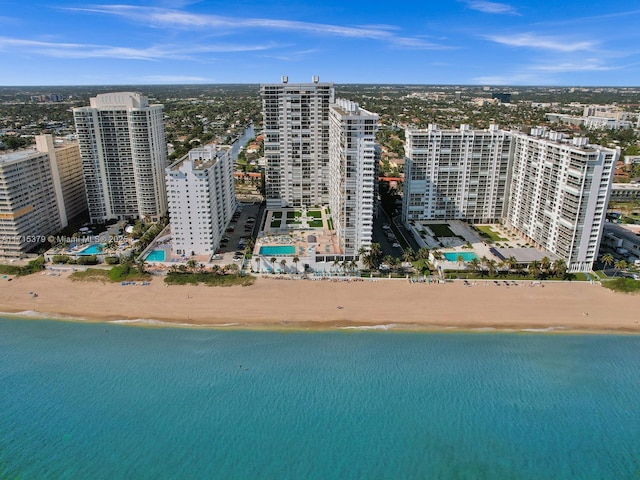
(213, 202, 262, 266)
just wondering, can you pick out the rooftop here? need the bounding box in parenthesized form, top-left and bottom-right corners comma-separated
(0, 148, 41, 164)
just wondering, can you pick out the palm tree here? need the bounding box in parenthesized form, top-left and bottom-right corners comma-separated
(416, 247, 430, 260)
(486, 259, 497, 277)
(601, 253, 614, 270)
(402, 247, 415, 263)
(552, 259, 566, 278)
(211, 265, 221, 276)
(280, 258, 287, 273)
(505, 256, 518, 273)
(226, 263, 239, 275)
(541, 256, 551, 274)
(528, 260, 541, 279)
(456, 254, 465, 269)
(369, 243, 383, 264)
(614, 259, 627, 277)
(332, 258, 341, 273)
(362, 253, 377, 271)
(254, 256, 261, 273)
(468, 257, 481, 275)
(292, 256, 300, 273)
(186, 258, 198, 272)
(270, 257, 277, 272)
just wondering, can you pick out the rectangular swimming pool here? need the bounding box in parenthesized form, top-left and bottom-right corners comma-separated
(259, 245, 295, 256)
(78, 244, 105, 255)
(145, 249, 166, 262)
(443, 252, 479, 262)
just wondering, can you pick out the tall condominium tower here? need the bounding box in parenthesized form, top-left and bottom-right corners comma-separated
(34, 134, 87, 228)
(328, 99, 378, 255)
(402, 124, 512, 224)
(0, 148, 62, 257)
(73, 92, 168, 223)
(166, 145, 237, 258)
(260, 76, 334, 209)
(506, 129, 618, 272)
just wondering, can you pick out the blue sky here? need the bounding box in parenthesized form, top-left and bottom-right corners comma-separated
(1, 0, 640, 85)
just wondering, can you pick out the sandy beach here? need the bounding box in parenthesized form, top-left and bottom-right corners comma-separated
(0, 272, 638, 332)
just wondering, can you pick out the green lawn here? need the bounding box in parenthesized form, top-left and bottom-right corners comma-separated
(308, 210, 322, 218)
(286, 211, 297, 219)
(428, 224, 456, 238)
(475, 225, 507, 242)
(309, 220, 323, 228)
(270, 219, 281, 228)
(272, 211, 282, 218)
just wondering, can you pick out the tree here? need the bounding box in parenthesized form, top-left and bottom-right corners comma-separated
(486, 259, 497, 277)
(541, 256, 551, 274)
(614, 259, 628, 277)
(332, 258, 341, 273)
(136, 259, 148, 274)
(601, 253, 614, 270)
(280, 259, 287, 273)
(292, 256, 300, 273)
(468, 257, 481, 275)
(270, 257, 277, 272)
(369, 243, 382, 263)
(416, 247, 430, 260)
(552, 259, 567, 278)
(402, 247, 415, 263)
(186, 258, 198, 272)
(528, 260, 541, 278)
(456, 254, 465, 269)
(254, 256, 261, 273)
(505, 256, 518, 272)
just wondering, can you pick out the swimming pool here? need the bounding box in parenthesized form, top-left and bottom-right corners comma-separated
(259, 245, 295, 256)
(443, 252, 479, 262)
(78, 244, 105, 255)
(145, 249, 166, 262)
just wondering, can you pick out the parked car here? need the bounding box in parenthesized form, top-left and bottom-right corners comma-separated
(392, 242, 401, 248)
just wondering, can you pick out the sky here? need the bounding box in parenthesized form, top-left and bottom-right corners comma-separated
(1, 0, 640, 86)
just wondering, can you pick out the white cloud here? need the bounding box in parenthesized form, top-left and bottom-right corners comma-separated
(531, 60, 620, 72)
(486, 33, 596, 52)
(64, 5, 448, 49)
(466, 1, 518, 15)
(0, 36, 278, 60)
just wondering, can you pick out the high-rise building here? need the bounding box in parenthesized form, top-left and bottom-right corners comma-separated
(328, 99, 378, 255)
(73, 92, 168, 224)
(166, 145, 236, 258)
(0, 148, 62, 257)
(34, 134, 87, 228)
(403, 124, 512, 224)
(506, 129, 618, 272)
(260, 76, 334, 209)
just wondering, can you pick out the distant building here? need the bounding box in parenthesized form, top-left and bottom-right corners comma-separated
(403, 124, 512, 224)
(34, 134, 87, 228)
(73, 92, 168, 224)
(328, 99, 378, 255)
(609, 183, 640, 201)
(166, 145, 237, 258)
(0, 148, 62, 257)
(492, 92, 511, 104)
(506, 129, 618, 272)
(260, 77, 334, 209)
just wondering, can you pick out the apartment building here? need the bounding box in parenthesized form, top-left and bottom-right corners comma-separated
(506, 130, 618, 272)
(402, 124, 512, 224)
(166, 145, 236, 258)
(0, 148, 62, 257)
(328, 99, 378, 255)
(73, 92, 168, 223)
(34, 134, 87, 227)
(260, 77, 334, 209)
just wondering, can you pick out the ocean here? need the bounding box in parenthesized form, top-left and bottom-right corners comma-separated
(1, 317, 639, 479)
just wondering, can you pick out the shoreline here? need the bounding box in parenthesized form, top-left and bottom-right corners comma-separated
(0, 273, 639, 334)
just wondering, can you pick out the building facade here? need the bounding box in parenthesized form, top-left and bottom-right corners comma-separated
(505, 129, 618, 272)
(166, 145, 236, 258)
(328, 99, 378, 255)
(34, 134, 87, 227)
(402, 124, 512, 224)
(73, 92, 168, 224)
(260, 77, 334, 209)
(0, 149, 62, 257)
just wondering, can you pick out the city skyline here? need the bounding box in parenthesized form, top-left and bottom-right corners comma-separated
(1, 1, 640, 86)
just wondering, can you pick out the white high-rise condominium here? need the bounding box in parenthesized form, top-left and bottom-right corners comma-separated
(506, 130, 618, 272)
(0, 148, 62, 257)
(34, 134, 87, 228)
(261, 76, 334, 209)
(403, 124, 512, 224)
(329, 99, 378, 255)
(166, 145, 237, 258)
(73, 92, 168, 224)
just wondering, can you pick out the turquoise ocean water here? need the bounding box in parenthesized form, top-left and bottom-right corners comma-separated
(1, 317, 639, 479)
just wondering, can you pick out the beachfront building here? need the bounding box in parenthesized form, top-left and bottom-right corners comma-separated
(402, 124, 512, 224)
(0, 148, 63, 257)
(73, 92, 168, 224)
(328, 99, 378, 255)
(505, 129, 618, 272)
(260, 76, 334, 209)
(34, 134, 87, 228)
(166, 145, 237, 258)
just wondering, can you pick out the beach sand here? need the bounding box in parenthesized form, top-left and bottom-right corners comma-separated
(0, 273, 638, 332)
